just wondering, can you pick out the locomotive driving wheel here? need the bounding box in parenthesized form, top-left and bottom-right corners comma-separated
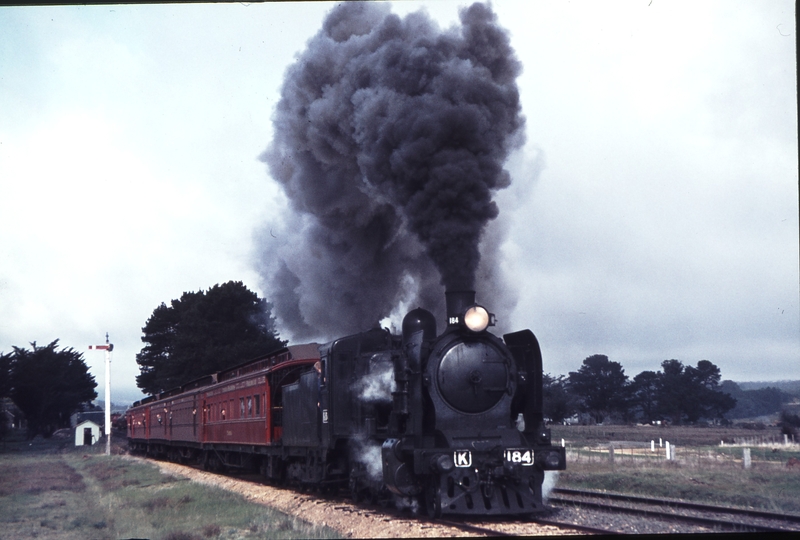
(425, 475, 442, 519)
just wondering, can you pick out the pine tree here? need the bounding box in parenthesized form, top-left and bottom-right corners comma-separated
(135, 281, 286, 395)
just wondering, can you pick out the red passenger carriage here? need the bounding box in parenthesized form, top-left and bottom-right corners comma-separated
(127, 344, 320, 464)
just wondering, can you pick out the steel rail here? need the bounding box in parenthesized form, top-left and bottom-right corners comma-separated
(552, 487, 800, 525)
(436, 519, 518, 537)
(549, 491, 798, 533)
(435, 515, 621, 536)
(531, 517, 621, 535)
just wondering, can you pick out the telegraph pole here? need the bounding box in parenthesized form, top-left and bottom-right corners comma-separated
(89, 334, 113, 456)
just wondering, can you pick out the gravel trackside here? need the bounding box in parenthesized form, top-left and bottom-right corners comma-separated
(138, 458, 576, 537)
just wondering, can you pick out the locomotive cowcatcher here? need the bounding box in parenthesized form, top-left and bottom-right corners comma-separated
(127, 290, 566, 517)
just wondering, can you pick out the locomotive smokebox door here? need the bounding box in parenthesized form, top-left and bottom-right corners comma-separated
(437, 340, 510, 414)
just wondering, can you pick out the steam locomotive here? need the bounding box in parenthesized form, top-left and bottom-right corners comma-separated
(127, 290, 565, 517)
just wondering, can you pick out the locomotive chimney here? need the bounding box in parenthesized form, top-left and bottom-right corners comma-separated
(445, 290, 476, 327)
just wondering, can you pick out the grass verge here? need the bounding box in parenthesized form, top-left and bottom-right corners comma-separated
(0, 434, 340, 540)
(556, 459, 800, 514)
(551, 424, 800, 515)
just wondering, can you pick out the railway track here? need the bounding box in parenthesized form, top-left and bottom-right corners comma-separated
(438, 516, 620, 536)
(142, 457, 599, 537)
(548, 487, 800, 533)
(148, 456, 800, 536)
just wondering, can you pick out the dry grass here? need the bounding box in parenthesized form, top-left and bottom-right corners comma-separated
(550, 424, 800, 515)
(0, 433, 339, 539)
(0, 460, 85, 496)
(550, 423, 788, 447)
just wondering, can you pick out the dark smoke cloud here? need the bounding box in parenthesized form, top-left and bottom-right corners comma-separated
(256, 2, 525, 340)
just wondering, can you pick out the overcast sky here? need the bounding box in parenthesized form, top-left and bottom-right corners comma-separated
(1, 0, 797, 403)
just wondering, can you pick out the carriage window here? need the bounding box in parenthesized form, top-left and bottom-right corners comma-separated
(221, 407, 226, 420)
(254, 395, 261, 416)
(247, 397, 252, 417)
(240, 398, 245, 418)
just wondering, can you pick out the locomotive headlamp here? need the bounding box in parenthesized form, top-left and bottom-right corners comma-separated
(463, 305, 491, 332)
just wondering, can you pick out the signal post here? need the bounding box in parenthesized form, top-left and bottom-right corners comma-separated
(89, 334, 113, 456)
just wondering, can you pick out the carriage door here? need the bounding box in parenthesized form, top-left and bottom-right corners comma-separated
(201, 398, 207, 442)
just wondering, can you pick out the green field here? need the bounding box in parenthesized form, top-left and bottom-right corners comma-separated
(550, 424, 800, 515)
(0, 433, 339, 540)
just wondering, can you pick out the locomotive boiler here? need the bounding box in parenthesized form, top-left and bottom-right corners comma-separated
(127, 290, 565, 518)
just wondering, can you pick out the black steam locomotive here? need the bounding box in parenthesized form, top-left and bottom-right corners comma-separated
(128, 290, 565, 518)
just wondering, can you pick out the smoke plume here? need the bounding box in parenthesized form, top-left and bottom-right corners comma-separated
(257, 2, 524, 340)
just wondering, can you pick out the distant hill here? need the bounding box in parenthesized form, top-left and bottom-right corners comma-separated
(736, 380, 800, 397)
(721, 380, 798, 420)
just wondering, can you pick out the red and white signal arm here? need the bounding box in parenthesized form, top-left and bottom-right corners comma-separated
(89, 344, 114, 351)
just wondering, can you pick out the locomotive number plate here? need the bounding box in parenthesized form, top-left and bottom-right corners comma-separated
(504, 448, 534, 466)
(454, 450, 472, 468)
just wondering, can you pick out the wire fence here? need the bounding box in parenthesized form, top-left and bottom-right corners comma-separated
(562, 437, 800, 470)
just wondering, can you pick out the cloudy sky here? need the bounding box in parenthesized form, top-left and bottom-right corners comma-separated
(1, 0, 796, 403)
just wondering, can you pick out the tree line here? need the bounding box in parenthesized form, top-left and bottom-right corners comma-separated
(543, 354, 739, 425)
(3, 279, 792, 437)
(0, 341, 97, 439)
(134, 281, 285, 396)
(718, 381, 795, 420)
(0, 281, 285, 440)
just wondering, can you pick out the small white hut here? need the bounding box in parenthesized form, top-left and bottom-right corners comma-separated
(75, 419, 101, 446)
